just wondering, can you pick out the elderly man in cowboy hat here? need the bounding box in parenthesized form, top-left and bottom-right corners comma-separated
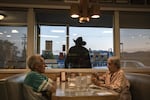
(65, 37, 91, 68)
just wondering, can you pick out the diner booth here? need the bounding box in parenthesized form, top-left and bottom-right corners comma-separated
(0, 71, 150, 100)
(0, 0, 150, 100)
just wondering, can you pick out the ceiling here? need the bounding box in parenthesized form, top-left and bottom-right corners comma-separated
(35, 9, 113, 27)
(0, 0, 150, 27)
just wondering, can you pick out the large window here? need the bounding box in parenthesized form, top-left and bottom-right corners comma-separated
(69, 27, 113, 51)
(40, 25, 113, 69)
(40, 26, 66, 68)
(120, 28, 150, 69)
(0, 26, 27, 69)
(40, 26, 66, 55)
(69, 27, 113, 68)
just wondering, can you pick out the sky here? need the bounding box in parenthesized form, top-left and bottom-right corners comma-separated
(120, 28, 150, 52)
(40, 26, 113, 55)
(0, 26, 150, 56)
(40, 26, 150, 55)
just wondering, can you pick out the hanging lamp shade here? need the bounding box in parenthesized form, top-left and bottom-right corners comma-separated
(91, 5, 100, 18)
(70, 0, 100, 23)
(79, 0, 90, 23)
(70, 4, 80, 18)
(0, 14, 5, 20)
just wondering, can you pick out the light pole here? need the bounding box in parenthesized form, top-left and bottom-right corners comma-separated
(120, 43, 124, 58)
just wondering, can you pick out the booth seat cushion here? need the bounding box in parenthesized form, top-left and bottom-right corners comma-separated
(125, 73, 150, 100)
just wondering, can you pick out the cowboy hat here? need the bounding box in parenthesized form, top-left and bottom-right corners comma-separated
(74, 37, 86, 46)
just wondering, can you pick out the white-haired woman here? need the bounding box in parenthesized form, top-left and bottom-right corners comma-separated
(92, 56, 132, 100)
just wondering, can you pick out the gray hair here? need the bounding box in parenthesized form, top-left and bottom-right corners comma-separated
(108, 56, 120, 69)
(27, 54, 43, 70)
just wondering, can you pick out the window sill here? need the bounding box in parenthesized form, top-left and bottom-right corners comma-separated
(0, 68, 149, 74)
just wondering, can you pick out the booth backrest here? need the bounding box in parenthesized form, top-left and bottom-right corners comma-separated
(0, 73, 47, 100)
(125, 73, 150, 100)
(6, 73, 26, 100)
(1, 72, 150, 100)
(0, 73, 26, 100)
(0, 79, 8, 100)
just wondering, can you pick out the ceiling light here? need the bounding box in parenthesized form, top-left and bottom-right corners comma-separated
(71, 14, 79, 18)
(79, 17, 90, 23)
(91, 5, 100, 18)
(39, 35, 59, 38)
(70, 4, 80, 18)
(51, 30, 65, 33)
(70, 0, 100, 23)
(0, 14, 5, 20)
(6, 35, 11, 37)
(91, 15, 100, 18)
(0, 32, 3, 35)
(12, 29, 19, 33)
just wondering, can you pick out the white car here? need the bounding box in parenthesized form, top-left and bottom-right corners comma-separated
(121, 60, 150, 69)
(92, 60, 150, 69)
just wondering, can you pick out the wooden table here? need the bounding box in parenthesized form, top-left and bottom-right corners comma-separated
(52, 82, 119, 100)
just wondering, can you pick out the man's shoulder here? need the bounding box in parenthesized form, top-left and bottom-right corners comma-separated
(69, 46, 89, 53)
(69, 46, 79, 51)
(27, 71, 46, 78)
(28, 71, 38, 75)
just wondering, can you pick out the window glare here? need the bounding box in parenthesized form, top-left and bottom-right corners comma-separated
(0, 26, 27, 69)
(120, 28, 150, 69)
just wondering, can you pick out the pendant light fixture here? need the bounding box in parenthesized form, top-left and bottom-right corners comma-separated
(70, 0, 100, 23)
(0, 14, 5, 20)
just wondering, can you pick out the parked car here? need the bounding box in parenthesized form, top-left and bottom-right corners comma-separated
(92, 60, 150, 69)
(121, 60, 150, 69)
